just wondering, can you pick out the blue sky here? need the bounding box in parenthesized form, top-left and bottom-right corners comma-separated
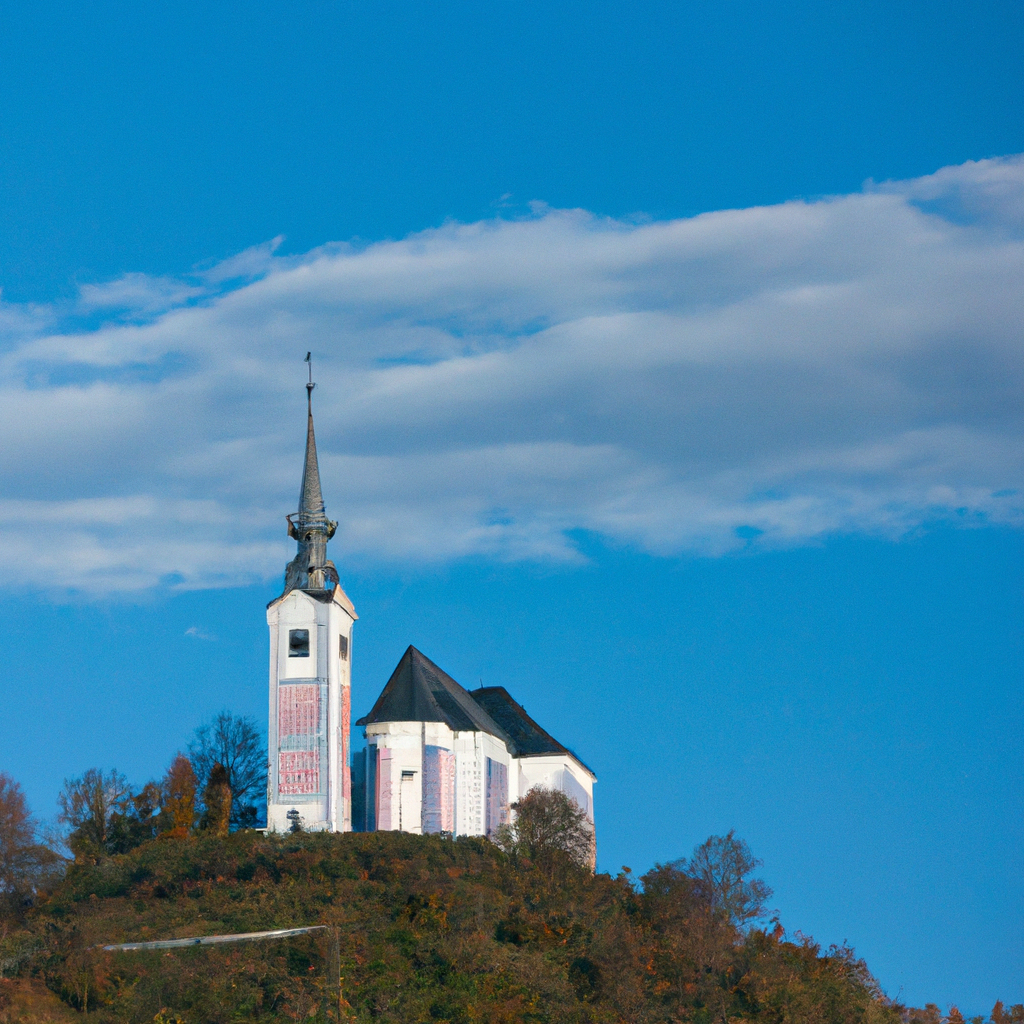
(1, 0, 1022, 1012)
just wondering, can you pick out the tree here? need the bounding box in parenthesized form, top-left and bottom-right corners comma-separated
(106, 781, 160, 854)
(683, 829, 772, 926)
(199, 763, 232, 837)
(58, 769, 163, 860)
(992, 1004, 1024, 1024)
(493, 787, 594, 875)
(158, 754, 197, 837)
(188, 712, 266, 828)
(639, 831, 772, 1019)
(640, 859, 734, 1017)
(0, 773, 62, 917)
(57, 769, 134, 862)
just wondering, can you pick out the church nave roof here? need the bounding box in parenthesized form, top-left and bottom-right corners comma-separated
(356, 646, 511, 743)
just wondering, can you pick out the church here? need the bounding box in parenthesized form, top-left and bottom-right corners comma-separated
(266, 379, 596, 839)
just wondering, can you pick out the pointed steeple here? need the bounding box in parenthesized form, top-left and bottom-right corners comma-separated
(283, 355, 337, 593)
(297, 383, 326, 524)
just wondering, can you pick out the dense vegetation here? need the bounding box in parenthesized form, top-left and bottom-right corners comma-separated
(1, 825, 995, 1024)
(1, 740, 1019, 1024)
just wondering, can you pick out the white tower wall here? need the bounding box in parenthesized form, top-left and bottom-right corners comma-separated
(267, 586, 356, 833)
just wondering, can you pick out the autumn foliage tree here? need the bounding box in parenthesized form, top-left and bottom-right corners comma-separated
(157, 754, 197, 837)
(990, 1003, 1024, 1024)
(0, 773, 62, 918)
(639, 830, 774, 1019)
(42, 713, 263, 869)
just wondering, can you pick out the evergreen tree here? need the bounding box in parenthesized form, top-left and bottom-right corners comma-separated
(199, 763, 232, 837)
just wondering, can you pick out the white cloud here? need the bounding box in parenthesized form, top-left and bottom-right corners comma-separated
(1, 155, 1022, 594)
(197, 236, 285, 285)
(77, 273, 206, 316)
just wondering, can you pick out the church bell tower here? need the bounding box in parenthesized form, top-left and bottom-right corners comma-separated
(266, 361, 356, 832)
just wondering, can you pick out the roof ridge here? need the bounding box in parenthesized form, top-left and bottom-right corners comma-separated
(467, 687, 596, 777)
(356, 646, 512, 744)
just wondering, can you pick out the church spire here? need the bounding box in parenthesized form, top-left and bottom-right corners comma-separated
(298, 363, 326, 524)
(284, 354, 338, 593)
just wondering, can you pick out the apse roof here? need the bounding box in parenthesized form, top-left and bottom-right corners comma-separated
(469, 686, 596, 777)
(356, 648, 594, 776)
(355, 646, 511, 742)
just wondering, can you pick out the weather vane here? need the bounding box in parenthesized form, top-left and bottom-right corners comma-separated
(305, 351, 314, 395)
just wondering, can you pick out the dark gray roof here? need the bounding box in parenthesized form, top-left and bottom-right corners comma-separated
(355, 646, 511, 742)
(297, 390, 326, 525)
(469, 687, 595, 777)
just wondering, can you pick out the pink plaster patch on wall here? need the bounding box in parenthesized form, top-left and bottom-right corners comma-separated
(279, 684, 320, 737)
(486, 758, 509, 837)
(279, 750, 320, 795)
(423, 746, 455, 834)
(377, 748, 392, 831)
(341, 686, 351, 801)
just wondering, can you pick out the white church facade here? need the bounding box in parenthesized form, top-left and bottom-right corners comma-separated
(352, 645, 595, 837)
(267, 376, 595, 840)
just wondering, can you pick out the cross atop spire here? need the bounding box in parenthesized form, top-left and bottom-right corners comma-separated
(284, 355, 338, 593)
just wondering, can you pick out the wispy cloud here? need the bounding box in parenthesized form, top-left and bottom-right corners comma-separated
(77, 273, 206, 317)
(1, 155, 1022, 595)
(185, 626, 218, 641)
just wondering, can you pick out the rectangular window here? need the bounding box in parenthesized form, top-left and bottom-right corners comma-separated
(288, 629, 310, 657)
(339, 634, 349, 661)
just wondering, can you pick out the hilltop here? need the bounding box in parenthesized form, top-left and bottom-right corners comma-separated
(0, 829, 905, 1024)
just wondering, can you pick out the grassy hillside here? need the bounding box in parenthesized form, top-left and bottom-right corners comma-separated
(1, 830, 902, 1024)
